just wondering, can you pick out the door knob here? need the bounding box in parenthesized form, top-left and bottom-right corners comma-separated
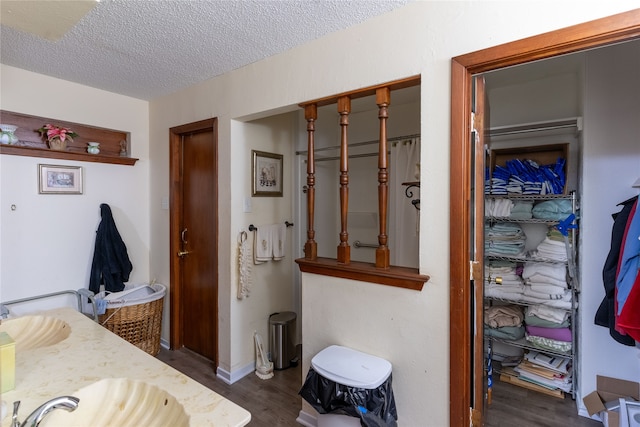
(177, 250, 191, 257)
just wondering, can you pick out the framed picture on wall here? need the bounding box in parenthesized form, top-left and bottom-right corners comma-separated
(252, 150, 283, 197)
(38, 164, 83, 194)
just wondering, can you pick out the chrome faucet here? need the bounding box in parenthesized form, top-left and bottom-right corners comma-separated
(12, 397, 80, 427)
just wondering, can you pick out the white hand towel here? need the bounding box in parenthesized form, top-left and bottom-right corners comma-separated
(253, 224, 273, 264)
(272, 223, 287, 261)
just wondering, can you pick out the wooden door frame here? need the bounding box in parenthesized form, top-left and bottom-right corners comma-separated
(169, 118, 218, 365)
(449, 9, 640, 427)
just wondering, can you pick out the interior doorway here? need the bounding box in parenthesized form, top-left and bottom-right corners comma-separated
(169, 118, 219, 365)
(449, 10, 640, 427)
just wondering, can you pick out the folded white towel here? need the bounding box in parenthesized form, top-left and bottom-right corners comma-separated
(526, 304, 570, 323)
(525, 273, 568, 289)
(253, 224, 273, 264)
(272, 223, 287, 261)
(522, 262, 567, 281)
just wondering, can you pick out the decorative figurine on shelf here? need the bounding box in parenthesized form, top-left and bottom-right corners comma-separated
(37, 124, 78, 151)
(87, 142, 100, 154)
(119, 140, 127, 157)
(0, 124, 18, 144)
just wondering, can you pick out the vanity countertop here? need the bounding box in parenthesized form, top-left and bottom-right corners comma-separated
(0, 307, 251, 426)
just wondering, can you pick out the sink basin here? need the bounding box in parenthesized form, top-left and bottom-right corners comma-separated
(0, 315, 70, 351)
(40, 378, 190, 426)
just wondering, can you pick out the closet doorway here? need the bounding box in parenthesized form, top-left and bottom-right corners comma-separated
(449, 9, 640, 427)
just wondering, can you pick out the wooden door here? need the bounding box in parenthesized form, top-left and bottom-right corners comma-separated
(170, 118, 218, 364)
(449, 10, 640, 427)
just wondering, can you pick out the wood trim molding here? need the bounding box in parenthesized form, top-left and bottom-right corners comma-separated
(296, 257, 429, 291)
(449, 9, 640, 427)
(299, 75, 420, 108)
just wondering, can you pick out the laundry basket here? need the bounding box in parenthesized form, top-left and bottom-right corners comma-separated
(96, 283, 166, 356)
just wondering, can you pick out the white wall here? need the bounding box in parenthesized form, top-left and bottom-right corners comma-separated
(145, 2, 639, 426)
(0, 65, 150, 314)
(229, 113, 296, 375)
(580, 41, 640, 411)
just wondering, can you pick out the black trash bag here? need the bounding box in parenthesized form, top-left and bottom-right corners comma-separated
(299, 367, 397, 427)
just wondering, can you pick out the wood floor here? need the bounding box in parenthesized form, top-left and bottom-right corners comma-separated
(157, 347, 303, 426)
(485, 381, 600, 427)
(157, 347, 599, 427)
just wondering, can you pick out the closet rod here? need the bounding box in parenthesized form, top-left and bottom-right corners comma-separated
(488, 118, 582, 137)
(296, 133, 420, 155)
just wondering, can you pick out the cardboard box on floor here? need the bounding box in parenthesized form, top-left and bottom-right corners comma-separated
(583, 375, 640, 427)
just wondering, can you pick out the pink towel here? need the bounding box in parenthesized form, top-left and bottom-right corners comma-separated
(525, 325, 572, 342)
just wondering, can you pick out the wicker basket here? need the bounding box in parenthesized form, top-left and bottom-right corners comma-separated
(97, 284, 166, 356)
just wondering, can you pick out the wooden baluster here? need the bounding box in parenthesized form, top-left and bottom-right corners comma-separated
(304, 104, 318, 260)
(337, 96, 351, 264)
(376, 87, 391, 268)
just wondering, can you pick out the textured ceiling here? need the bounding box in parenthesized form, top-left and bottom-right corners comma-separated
(0, 0, 411, 101)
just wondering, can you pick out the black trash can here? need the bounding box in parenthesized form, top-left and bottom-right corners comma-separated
(299, 345, 397, 427)
(269, 311, 297, 370)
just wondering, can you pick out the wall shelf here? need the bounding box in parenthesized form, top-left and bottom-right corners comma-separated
(0, 110, 138, 166)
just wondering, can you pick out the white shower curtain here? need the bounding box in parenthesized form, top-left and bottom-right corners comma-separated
(390, 138, 420, 268)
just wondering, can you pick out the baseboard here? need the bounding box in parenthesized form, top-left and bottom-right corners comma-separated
(296, 410, 317, 427)
(216, 361, 255, 385)
(160, 338, 170, 349)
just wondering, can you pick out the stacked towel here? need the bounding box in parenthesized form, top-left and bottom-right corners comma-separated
(510, 201, 534, 220)
(484, 261, 525, 301)
(525, 335, 572, 353)
(488, 157, 566, 195)
(530, 237, 568, 262)
(532, 199, 573, 221)
(526, 325, 572, 342)
(519, 293, 573, 310)
(526, 305, 569, 324)
(485, 305, 524, 328)
(522, 262, 568, 299)
(484, 304, 525, 340)
(485, 198, 514, 218)
(485, 223, 526, 257)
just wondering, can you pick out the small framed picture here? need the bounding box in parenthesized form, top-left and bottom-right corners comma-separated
(38, 164, 83, 194)
(252, 150, 283, 197)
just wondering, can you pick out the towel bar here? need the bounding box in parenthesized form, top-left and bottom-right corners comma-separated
(249, 221, 294, 232)
(354, 240, 378, 248)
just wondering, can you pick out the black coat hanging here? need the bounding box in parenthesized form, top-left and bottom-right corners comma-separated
(89, 203, 133, 294)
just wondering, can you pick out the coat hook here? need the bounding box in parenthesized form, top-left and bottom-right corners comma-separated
(248, 224, 257, 232)
(285, 221, 294, 227)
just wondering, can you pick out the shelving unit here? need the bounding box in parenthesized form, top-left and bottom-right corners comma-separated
(484, 192, 579, 398)
(0, 110, 137, 166)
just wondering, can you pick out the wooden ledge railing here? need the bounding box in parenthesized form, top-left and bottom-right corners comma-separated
(299, 75, 424, 290)
(295, 257, 429, 291)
